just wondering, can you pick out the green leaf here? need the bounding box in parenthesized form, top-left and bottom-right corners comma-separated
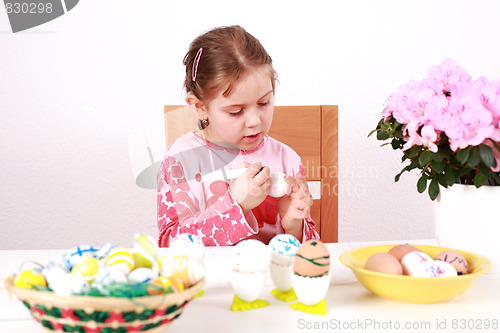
(456, 147, 470, 165)
(418, 150, 432, 167)
(444, 166, 458, 186)
(428, 179, 440, 200)
(406, 146, 422, 159)
(490, 139, 500, 153)
(431, 160, 445, 173)
(474, 173, 487, 188)
(417, 174, 428, 193)
(479, 144, 495, 167)
(467, 146, 481, 167)
(377, 130, 390, 140)
(391, 139, 400, 149)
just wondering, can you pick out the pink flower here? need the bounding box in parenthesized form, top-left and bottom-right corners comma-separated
(427, 58, 471, 93)
(445, 94, 494, 151)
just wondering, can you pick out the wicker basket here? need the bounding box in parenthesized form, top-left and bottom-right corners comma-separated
(5, 275, 205, 333)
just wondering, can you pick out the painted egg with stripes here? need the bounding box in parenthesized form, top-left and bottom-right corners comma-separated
(293, 240, 330, 278)
(105, 246, 135, 274)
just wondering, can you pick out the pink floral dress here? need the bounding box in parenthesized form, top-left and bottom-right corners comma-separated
(157, 132, 319, 247)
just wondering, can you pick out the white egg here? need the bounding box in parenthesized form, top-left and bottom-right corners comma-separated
(94, 265, 128, 287)
(232, 240, 270, 273)
(230, 270, 267, 302)
(292, 274, 330, 306)
(269, 172, 290, 197)
(128, 267, 157, 284)
(411, 260, 458, 278)
(269, 234, 300, 266)
(401, 251, 433, 275)
(49, 272, 90, 296)
(269, 234, 300, 291)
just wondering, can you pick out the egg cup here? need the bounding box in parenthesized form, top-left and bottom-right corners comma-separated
(271, 288, 297, 302)
(290, 298, 327, 315)
(231, 294, 270, 311)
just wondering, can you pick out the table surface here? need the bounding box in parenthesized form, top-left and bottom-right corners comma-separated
(1, 239, 499, 333)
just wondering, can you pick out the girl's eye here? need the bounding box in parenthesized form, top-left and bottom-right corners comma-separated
(258, 101, 269, 107)
(230, 109, 243, 116)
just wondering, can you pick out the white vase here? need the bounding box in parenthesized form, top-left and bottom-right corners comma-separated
(434, 184, 499, 274)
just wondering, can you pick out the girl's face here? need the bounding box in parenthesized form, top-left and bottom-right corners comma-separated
(204, 66, 274, 151)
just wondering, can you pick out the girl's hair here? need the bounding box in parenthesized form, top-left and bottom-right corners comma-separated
(183, 25, 277, 104)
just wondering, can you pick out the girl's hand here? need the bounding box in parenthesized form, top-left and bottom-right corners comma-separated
(229, 162, 271, 214)
(277, 174, 313, 241)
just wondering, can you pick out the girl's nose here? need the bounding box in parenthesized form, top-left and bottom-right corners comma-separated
(245, 108, 262, 127)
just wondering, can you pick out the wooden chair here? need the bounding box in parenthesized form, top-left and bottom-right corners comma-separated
(164, 105, 338, 242)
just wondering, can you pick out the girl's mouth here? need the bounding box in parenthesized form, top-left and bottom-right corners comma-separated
(244, 133, 261, 143)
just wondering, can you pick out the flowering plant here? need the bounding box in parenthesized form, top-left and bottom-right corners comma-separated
(370, 59, 500, 200)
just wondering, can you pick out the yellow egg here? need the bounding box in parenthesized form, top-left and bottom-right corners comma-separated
(293, 240, 330, 277)
(133, 233, 157, 268)
(14, 270, 47, 289)
(147, 276, 184, 295)
(71, 256, 99, 282)
(105, 247, 135, 273)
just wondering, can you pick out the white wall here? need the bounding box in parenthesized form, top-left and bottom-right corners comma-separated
(1, 0, 499, 249)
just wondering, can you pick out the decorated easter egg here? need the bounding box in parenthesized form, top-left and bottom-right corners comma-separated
(148, 276, 184, 295)
(162, 234, 206, 286)
(65, 245, 99, 268)
(365, 252, 403, 275)
(71, 256, 99, 283)
(133, 233, 157, 268)
(412, 260, 458, 278)
(128, 267, 157, 284)
(401, 251, 433, 275)
(269, 172, 290, 197)
(14, 270, 47, 289)
(95, 243, 116, 260)
(44, 266, 69, 288)
(269, 234, 300, 265)
(293, 240, 330, 277)
(49, 272, 90, 296)
(435, 250, 469, 275)
(388, 244, 420, 261)
(93, 265, 128, 287)
(169, 233, 205, 258)
(231, 239, 270, 273)
(105, 246, 135, 274)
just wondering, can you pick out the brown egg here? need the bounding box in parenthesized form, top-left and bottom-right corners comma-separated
(365, 252, 403, 275)
(388, 244, 420, 262)
(435, 250, 469, 275)
(293, 240, 330, 277)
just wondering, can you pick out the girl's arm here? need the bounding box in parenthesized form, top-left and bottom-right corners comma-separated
(157, 155, 258, 247)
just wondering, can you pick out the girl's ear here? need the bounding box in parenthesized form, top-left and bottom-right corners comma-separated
(186, 94, 208, 121)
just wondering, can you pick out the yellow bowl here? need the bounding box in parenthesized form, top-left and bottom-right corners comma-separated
(339, 244, 491, 303)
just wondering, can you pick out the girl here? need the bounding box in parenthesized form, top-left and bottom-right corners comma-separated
(157, 25, 319, 246)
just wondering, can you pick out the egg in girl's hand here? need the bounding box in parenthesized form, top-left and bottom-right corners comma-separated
(388, 244, 419, 262)
(365, 252, 403, 275)
(291, 240, 330, 315)
(269, 172, 290, 197)
(230, 239, 270, 311)
(269, 234, 300, 301)
(435, 250, 469, 275)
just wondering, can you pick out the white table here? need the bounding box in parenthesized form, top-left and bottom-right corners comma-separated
(1, 240, 499, 333)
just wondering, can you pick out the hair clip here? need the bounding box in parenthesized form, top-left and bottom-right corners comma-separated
(192, 47, 203, 82)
